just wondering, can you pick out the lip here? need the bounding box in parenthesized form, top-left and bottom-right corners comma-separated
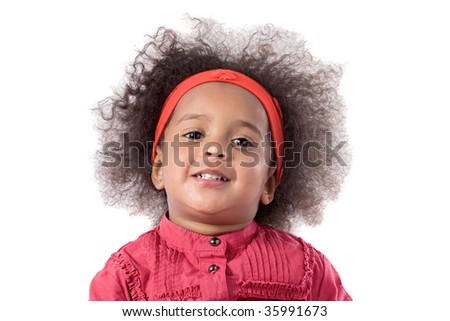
(192, 169, 231, 185)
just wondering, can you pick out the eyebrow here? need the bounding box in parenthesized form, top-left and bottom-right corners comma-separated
(234, 120, 263, 137)
(176, 114, 263, 137)
(176, 113, 210, 125)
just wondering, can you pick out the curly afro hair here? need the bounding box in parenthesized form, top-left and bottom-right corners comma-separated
(93, 17, 350, 231)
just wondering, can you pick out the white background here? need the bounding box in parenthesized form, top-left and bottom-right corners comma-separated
(1, 0, 449, 320)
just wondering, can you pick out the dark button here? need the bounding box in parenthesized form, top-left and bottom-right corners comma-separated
(208, 264, 219, 273)
(209, 237, 221, 246)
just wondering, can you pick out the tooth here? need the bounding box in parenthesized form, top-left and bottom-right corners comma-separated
(197, 173, 227, 181)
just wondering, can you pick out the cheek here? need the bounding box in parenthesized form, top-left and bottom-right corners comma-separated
(162, 150, 193, 184)
(238, 146, 272, 171)
(171, 142, 202, 165)
(239, 162, 270, 187)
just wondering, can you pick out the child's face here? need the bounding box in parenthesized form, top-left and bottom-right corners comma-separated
(152, 82, 276, 234)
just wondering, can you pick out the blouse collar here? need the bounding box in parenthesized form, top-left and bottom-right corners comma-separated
(158, 213, 258, 252)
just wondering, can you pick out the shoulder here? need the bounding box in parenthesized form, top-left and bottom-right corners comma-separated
(89, 227, 160, 301)
(257, 224, 351, 301)
(109, 227, 162, 275)
(306, 247, 352, 301)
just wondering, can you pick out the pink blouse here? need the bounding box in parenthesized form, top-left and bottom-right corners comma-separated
(90, 215, 351, 301)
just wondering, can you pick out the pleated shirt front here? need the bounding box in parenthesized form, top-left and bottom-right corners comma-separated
(90, 215, 351, 301)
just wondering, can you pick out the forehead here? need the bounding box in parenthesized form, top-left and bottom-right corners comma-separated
(172, 82, 269, 125)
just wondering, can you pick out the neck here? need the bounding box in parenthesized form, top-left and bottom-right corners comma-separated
(168, 214, 251, 236)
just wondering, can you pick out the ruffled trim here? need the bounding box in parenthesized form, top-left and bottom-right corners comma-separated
(299, 238, 314, 296)
(237, 280, 309, 300)
(156, 285, 201, 301)
(108, 252, 147, 301)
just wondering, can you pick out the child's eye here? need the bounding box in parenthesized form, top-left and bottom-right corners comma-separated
(231, 138, 254, 147)
(184, 131, 203, 140)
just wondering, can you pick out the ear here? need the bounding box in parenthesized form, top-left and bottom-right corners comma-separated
(260, 168, 277, 205)
(151, 145, 165, 190)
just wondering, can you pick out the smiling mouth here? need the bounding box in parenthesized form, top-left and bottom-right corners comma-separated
(195, 173, 230, 182)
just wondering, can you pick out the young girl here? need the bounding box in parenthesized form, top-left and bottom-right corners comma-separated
(90, 18, 351, 301)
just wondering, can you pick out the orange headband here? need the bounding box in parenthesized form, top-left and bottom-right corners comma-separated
(152, 69, 284, 186)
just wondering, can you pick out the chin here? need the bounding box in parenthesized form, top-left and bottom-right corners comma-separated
(192, 205, 255, 225)
(191, 204, 224, 216)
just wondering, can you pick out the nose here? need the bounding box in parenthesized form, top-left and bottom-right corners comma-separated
(204, 142, 226, 158)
